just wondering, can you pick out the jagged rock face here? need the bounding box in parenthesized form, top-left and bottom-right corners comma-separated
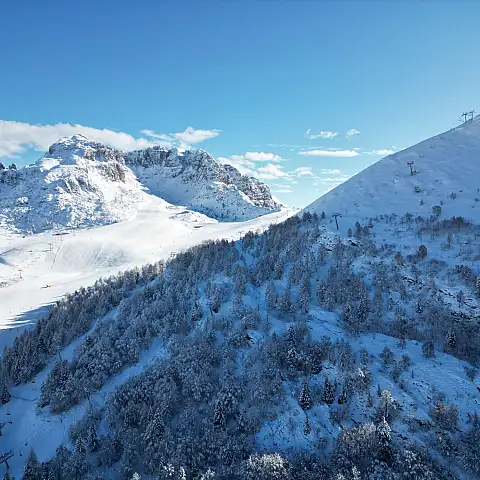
(124, 146, 280, 221)
(0, 136, 281, 233)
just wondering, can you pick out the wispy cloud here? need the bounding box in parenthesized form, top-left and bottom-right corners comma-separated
(141, 126, 220, 148)
(363, 149, 395, 156)
(299, 149, 360, 158)
(243, 151, 282, 162)
(0, 120, 221, 158)
(319, 168, 342, 175)
(217, 151, 285, 177)
(256, 163, 291, 180)
(271, 183, 293, 194)
(304, 129, 338, 140)
(346, 128, 360, 138)
(295, 167, 313, 176)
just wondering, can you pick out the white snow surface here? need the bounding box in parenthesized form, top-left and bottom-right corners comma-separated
(306, 117, 480, 234)
(0, 199, 295, 346)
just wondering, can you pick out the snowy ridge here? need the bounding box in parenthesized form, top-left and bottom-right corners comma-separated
(0, 135, 281, 234)
(306, 116, 480, 232)
(125, 146, 280, 221)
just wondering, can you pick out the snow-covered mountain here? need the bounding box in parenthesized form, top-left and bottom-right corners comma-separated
(0, 135, 281, 234)
(125, 146, 279, 221)
(306, 116, 480, 231)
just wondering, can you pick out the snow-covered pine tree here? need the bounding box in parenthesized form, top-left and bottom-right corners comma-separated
(322, 377, 334, 405)
(447, 329, 457, 352)
(304, 415, 311, 435)
(86, 423, 99, 452)
(0, 362, 11, 405)
(213, 400, 226, 429)
(299, 381, 312, 410)
(377, 417, 393, 465)
(422, 340, 435, 358)
(72, 437, 88, 480)
(265, 281, 277, 312)
(23, 449, 40, 480)
(278, 287, 293, 316)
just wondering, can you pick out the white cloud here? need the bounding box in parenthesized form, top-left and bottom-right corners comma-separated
(0, 120, 221, 158)
(217, 150, 284, 177)
(295, 167, 313, 176)
(141, 126, 220, 147)
(272, 187, 293, 194)
(319, 168, 342, 175)
(305, 129, 338, 140)
(314, 176, 350, 184)
(256, 163, 291, 180)
(346, 128, 360, 138)
(364, 149, 395, 156)
(299, 149, 359, 158)
(244, 151, 282, 162)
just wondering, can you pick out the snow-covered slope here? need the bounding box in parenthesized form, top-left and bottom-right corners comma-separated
(0, 135, 281, 234)
(0, 135, 143, 234)
(125, 146, 280, 221)
(306, 117, 480, 232)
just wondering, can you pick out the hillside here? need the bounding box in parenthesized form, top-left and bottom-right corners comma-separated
(1, 121, 480, 480)
(306, 116, 480, 234)
(0, 135, 281, 234)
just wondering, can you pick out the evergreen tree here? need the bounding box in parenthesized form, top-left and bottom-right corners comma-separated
(321, 377, 334, 405)
(86, 423, 99, 452)
(3, 470, 12, 480)
(0, 362, 11, 405)
(23, 449, 40, 480)
(304, 415, 311, 435)
(286, 348, 297, 371)
(287, 324, 296, 348)
(377, 417, 393, 465)
(299, 381, 312, 410)
(317, 244, 327, 266)
(213, 400, 226, 429)
(278, 287, 293, 316)
(422, 340, 435, 358)
(265, 281, 277, 312)
(72, 438, 87, 480)
(447, 330, 457, 352)
(418, 244, 428, 259)
(298, 276, 311, 314)
(310, 355, 322, 375)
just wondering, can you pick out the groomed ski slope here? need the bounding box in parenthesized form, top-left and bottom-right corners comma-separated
(0, 194, 295, 351)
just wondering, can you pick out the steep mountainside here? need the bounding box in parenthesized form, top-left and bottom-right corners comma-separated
(0, 135, 281, 234)
(125, 146, 280, 221)
(1, 121, 480, 480)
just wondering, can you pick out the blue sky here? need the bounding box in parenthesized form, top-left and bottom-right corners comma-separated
(1, 0, 479, 207)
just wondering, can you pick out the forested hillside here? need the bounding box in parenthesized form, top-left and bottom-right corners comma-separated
(1, 208, 479, 479)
